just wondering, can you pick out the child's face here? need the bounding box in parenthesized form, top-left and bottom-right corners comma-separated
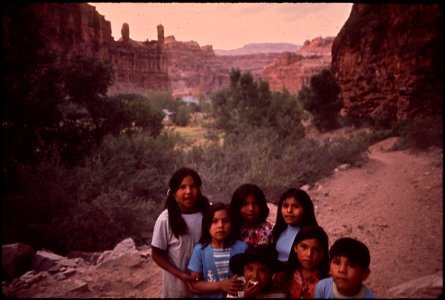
(294, 238, 324, 271)
(243, 261, 273, 292)
(174, 175, 199, 213)
(240, 194, 261, 224)
(281, 197, 304, 226)
(330, 255, 370, 296)
(209, 209, 232, 244)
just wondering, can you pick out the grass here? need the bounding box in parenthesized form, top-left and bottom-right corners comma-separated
(173, 126, 207, 142)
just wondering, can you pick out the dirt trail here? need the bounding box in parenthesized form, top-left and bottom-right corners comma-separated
(310, 143, 443, 298)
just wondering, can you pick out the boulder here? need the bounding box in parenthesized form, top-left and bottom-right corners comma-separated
(2, 243, 35, 281)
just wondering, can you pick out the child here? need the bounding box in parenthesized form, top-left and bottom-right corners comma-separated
(228, 244, 287, 298)
(188, 202, 248, 298)
(314, 237, 375, 298)
(151, 167, 211, 298)
(272, 188, 318, 263)
(228, 184, 273, 246)
(287, 225, 330, 298)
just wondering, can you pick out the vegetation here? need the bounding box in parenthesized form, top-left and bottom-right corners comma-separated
(3, 14, 441, 254)
(298, 68, 343, 132)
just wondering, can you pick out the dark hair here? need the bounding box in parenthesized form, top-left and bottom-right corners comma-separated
(329, 237, 371, 270)
(164, 167, 210, 238)
(199, 202, 237, 249)
(230, 244, 285, 276)
(229, 184, 269, 236)
(287, 226, 330, 279)
(272, 188, 318, 244)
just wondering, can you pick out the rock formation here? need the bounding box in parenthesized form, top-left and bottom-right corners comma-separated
(262, 37, 333, 93)
(331, 4, 443, 121)
(3, 3, 170, 95)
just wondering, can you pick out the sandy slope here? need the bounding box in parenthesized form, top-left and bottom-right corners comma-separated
(5, 140, 443, 298)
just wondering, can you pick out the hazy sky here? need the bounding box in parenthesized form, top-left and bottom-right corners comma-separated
(90, 3, 353, 50)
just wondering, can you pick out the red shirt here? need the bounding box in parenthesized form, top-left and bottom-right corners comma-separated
(289, 268, 320, 298)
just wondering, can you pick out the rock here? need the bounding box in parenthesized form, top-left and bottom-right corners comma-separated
(31, 250, 65, 272)
(262, 37, 333, 93)
(387, 271, 443, 298)
(300, 184, 311, 191)
(67, 250, 101, 265)
(2, 243, 35, 281)
(332, 4, 442, 121)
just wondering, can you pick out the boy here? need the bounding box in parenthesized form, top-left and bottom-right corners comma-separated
(228, 244, 287, 298)
(314, 237, 375, 298)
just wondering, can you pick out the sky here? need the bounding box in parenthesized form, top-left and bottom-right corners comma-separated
(90, 3, 353, 50)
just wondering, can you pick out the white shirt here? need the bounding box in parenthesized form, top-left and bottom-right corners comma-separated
(151, 209, 203, 298)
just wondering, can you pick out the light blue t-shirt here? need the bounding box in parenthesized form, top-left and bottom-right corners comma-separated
(314, 277, 375, 298)
(188, 240, 248, 298)
(275, 225, 300, 261)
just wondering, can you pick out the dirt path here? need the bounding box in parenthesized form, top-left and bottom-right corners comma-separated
(310, 144, 443, 298)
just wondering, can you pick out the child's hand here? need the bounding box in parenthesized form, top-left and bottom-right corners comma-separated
(221, 275, 245, 296)
(180, 273, 200, 294)
(243, 279, 261, 298)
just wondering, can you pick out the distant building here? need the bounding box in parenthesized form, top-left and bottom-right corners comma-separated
(162, 109, 174, 125)
(180, 96, 199, 105)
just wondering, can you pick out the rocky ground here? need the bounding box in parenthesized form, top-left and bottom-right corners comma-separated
(3, 138, 443, 298)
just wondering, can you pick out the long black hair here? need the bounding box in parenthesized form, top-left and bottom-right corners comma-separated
(199, 202, 237, 249)
(164, 167, 210, 238)
(272, 188, 318, 244)
(287, 225, 330, 279)
(228, 183, 269, 237)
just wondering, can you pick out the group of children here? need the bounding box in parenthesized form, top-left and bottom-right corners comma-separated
(151, 167, 375, 298)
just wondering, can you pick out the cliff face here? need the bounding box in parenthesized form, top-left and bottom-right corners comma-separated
(331, 4, 443, 121)
(164, 36, 282, 97)
(262, 37, 333, 93)
(5, 3, 327, 98)
(5, 3, 170, 94)
(163, 36, 226, 97)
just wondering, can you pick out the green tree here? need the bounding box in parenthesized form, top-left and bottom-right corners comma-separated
(299, 69, 343, 132)
(212, 68, 304, 138)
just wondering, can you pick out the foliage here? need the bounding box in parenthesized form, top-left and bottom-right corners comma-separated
(107, 94, 164, 136)
(173, 105, 192, 126)
(2, 132, 184, 253)
(186, 129, 371, 204)
(3, 4, 65, 165)
(298, 69, 343, 132)
(145, 90, 195, 127)
(393, 115, 443, 151)
(212, 68, 305, 139)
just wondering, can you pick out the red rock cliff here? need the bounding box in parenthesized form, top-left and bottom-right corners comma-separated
(5, 3, 170, 94)
(262, 37, 333, 93)
(331, 4, 443, 121)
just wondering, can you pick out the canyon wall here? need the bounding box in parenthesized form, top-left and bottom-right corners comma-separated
(4, 3, 330, 98)
(4, 3, 170, 94)
(331, 4, 443, 121)
(262, 37, 334, 93)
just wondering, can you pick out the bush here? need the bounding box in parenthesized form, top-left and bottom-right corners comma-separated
(394, 116, 443, 151)
(2, 132, 185, 253)
(185, 128, 371, 204)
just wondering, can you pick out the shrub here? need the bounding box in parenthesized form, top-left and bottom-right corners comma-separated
(394, 116, 443, 151)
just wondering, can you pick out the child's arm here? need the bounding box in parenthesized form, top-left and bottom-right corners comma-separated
(190, 273, 243, 296)
(151, 246, 198, 288)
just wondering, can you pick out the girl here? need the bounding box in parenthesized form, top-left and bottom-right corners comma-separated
(151, 167, 210, 298)
(188, 202, 248, 298)
(228, 183, 273, 246)
(287, 225, 330, 298)
(272, 188, 318, 263)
